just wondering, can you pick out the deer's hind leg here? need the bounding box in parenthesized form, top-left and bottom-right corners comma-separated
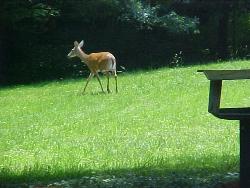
(113, 71, 118, 93)
(105, 72, 111, 93)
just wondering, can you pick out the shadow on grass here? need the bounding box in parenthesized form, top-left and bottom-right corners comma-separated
(0, 160, 239, 188)
(0, 59, 224, 89)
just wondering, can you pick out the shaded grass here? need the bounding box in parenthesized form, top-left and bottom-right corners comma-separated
(0, 60, 249, 186)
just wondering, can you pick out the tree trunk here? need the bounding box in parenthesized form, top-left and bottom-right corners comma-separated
(0, 26, 6, 84)
(217, 6, 230, 59)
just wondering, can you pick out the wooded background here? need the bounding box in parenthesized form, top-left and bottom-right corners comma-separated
(0, 0, 249, 84)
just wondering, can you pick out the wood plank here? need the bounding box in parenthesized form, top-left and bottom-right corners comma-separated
(208, 80, 222, 114)
(210, 107, 250, 120)
(197, 69, 250, 80)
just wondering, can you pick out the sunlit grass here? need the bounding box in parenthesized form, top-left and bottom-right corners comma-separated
(0, 60, 249, 186)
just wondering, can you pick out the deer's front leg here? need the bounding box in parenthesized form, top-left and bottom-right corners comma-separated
(82, 73, 94, 93)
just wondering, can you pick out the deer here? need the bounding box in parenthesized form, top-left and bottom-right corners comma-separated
(67, 40, 118, 94)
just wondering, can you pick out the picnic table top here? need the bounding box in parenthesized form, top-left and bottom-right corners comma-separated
(197, 69, 250, 81)
(198, 69, 250, 119)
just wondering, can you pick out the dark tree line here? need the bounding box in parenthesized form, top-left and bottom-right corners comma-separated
(0, 0, 249, 85)
(170, 0, 250, 59)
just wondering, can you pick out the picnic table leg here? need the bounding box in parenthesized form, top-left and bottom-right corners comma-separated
(208, 80, 222, 114)
(240, 119, 250, 188)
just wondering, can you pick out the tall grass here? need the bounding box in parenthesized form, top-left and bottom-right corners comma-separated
(1, 60, 250, 186)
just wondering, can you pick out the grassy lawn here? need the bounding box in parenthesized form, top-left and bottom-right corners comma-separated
(1, 60, 250, 187)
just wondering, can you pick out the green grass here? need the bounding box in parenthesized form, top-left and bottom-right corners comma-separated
(1, 60, 250, 187)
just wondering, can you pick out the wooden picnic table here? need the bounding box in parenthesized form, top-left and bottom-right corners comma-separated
(198, 69, 250, 188)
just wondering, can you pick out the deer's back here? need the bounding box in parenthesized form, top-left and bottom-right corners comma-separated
(87, 52, 116, 72)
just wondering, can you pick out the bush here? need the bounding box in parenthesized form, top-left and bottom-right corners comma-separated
(119, 0, 199, 33)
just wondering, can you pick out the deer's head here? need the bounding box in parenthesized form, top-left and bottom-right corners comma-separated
(67, 40, 84, 58)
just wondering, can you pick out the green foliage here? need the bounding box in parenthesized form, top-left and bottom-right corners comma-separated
(1, 60, 249, 186)
(59, 0, 120, 24)
(119, 0, 199, 33)
(31, 3, 60, 22)
(0, 0, 59, 32)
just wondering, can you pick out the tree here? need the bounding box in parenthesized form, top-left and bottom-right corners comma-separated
(118, 0, 199, 33)
(0, 0, 59, 84)
(0, 0, 59, 33)
(169, 0, 250, 59)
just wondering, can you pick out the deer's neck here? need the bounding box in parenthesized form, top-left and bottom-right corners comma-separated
(77, 48, 89, 63)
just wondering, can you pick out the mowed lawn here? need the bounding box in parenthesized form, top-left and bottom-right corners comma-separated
(1, 60, 250, 187)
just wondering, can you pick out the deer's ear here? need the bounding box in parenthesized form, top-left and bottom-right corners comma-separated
(79, 40, 84, 48)
(74, 41, 79, 47)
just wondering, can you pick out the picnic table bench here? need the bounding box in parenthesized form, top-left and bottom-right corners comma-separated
(198, 69, 250, 188)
